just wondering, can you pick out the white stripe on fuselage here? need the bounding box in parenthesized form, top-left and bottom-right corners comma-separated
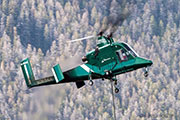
(80, 64, 94, 73)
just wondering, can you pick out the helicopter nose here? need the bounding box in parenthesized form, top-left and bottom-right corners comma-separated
(146, 60, 153, 66)
(135, 57, 153, 67)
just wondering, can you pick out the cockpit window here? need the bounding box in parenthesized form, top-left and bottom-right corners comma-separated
(116, 49, 128, 62)
(122, 43, 138, 57)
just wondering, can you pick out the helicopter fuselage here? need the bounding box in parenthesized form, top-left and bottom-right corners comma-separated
(21, 36, 153, 88)
(62, 36, 153, 82)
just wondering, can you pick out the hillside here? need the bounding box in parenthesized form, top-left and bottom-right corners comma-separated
(0, 0, 180, 119)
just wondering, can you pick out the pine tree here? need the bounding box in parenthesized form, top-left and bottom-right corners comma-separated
(1, 32, 12, 63)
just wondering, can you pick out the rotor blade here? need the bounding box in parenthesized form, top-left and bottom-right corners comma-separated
(67, 35, 95, 43)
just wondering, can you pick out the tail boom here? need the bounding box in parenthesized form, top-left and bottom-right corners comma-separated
(21, 58, 64, 88)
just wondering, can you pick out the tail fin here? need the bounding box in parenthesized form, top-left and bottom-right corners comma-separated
(21, 58, 35, 88)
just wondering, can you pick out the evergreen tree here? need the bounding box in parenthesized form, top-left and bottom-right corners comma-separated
(0, 0, 180, 119)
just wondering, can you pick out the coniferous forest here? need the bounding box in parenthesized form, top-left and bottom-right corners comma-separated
(0, 0, 180, 119)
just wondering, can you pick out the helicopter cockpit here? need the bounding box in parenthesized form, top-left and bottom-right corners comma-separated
(121, 42, 139, 57)
(116, 42, 139, 62)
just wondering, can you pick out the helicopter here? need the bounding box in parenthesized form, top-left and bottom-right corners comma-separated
(20, 6, 152, 120)
(21, 33, 153, 93)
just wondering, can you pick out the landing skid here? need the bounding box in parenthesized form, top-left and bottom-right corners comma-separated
(144, 67, 149, 77)
(112, 77, 119, 93)
(89, 80, 93, 86)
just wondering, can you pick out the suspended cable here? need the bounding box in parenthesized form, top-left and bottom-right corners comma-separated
(110, 80, 117, 120)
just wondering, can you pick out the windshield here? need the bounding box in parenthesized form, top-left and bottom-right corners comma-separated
(122, 43, 139, 57)
(116, 49, 128, 62)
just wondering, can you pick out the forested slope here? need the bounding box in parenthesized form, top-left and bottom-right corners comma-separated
(0, 0, 180, 119)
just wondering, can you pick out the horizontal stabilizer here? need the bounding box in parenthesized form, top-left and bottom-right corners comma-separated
(52, 64, 64, 83)
(76, 81, 85, 89)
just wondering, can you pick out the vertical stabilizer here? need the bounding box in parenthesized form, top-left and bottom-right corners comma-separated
(52, 64, 64, 83)
(21, 58, 35, 88)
